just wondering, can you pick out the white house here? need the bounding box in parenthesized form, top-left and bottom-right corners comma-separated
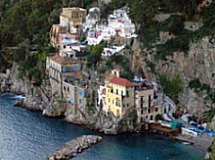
(102, 45, 125, 56)
(84, 7, 101, 30)
(59, 46, 77, 59)
(86, 29, 103, 45)
(108, 8, 135, 38)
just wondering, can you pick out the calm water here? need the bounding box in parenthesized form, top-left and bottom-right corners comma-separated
(0, 95, 204, 160)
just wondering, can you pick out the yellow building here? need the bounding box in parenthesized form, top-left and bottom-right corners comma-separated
(50, 24, 67, 47)
(60, 8, 87, 33)
(104, 71, 135, 118)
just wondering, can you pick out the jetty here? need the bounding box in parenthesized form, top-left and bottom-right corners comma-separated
(47, 135, 102, 160)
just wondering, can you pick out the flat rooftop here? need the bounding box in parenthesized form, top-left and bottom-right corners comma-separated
(49, 53, 78, 65)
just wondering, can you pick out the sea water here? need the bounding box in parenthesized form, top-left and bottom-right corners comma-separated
(0, 95, 204, 160)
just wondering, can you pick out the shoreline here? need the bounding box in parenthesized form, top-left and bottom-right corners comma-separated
(0, 93, 211, 153)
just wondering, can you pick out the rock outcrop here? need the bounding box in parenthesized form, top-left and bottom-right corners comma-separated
(43, 95, 67, 117)
(47, 135, 102, 160)
(205, 139, 215, 160)
(210, 115, 215, 131)
(132, 37, 215, 114)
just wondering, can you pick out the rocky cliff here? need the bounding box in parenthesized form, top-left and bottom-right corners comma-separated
(132, 36, 215, 115)
(9, 64, 138, 134)
(206, 139, 215, 160)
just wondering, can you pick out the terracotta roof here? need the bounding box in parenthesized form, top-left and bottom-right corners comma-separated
(109, 77, 134, 87)
(50, 53, 78, 65)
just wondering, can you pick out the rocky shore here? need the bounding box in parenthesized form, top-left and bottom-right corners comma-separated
(47, 135, 102, 160)
(174, 134, 214, 152)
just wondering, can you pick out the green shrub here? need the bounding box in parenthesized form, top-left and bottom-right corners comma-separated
(159, 74, 183, 104)
(204, 108, 215, 123)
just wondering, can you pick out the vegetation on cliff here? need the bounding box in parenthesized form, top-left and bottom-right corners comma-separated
(0, 0, 92, 85)
(159, 74, 183, 104)
(188, 78, 215, 123)
(105, 0, 215, 60)
(206, 139, 215, 160)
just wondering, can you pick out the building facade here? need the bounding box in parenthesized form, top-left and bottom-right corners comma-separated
(46, 53, 80, 95)
(135, 83, 163, 123)
(50, 25, 67, 47)
(103, 70, 135, 117)
(62, 75, 88, 112)
(60, 8, 87, 34)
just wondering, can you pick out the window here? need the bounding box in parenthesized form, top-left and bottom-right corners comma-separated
(121, 90, 123, 95)
(148, 101, 151, 108)
(155, 108, 158, 112)
(84, 91, 88, 97)
(72, 66, 78, 71)
(127, 103, 129, 107)
(79, 91, 82, 97)
(150, 115, 153, 120)
(111, 88, 113, 93)
(67, 87, 70, 92)
(116, 89, 118, 95)
(141, 96, 144, 102)
(108, 98, 110, 102)
(149, 95, 151, 101)
(141, 117, 144, 122)
(148, 109, 150, 113)
(64, 86, 66, 91)
(112, 100, 114, 104)
(141, 110, 144, 115)
(62, 66, 67, 73)
(116, 101, 120, 107)
(126, 90, 129, 97)
(79, 99, 82, 104)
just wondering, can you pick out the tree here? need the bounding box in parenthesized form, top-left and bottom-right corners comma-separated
(87, 43, 104, 68)
(160, 74, 183, 104)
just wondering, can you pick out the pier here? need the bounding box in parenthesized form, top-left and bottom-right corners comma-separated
(47, 135, 102, 160)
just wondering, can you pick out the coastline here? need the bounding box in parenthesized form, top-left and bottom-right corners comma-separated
(0, 88, 212, 155)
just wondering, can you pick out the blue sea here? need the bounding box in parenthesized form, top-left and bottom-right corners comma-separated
(0, 95, 204, 160)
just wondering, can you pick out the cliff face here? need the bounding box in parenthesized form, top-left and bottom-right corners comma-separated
(132, 37, 215, 114)
(211, 116, 215, 131)
(206, 139, 215, 160)
(8, 64, 137, 135)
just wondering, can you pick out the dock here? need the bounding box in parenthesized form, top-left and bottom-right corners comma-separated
(47, 135, 102, 160)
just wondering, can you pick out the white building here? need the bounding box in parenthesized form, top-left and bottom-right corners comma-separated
(84, 7, 101, 30)
(102, 45, 125, 56)
(108, 8, 135, 38)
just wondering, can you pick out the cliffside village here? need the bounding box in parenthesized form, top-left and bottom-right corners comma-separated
(0, 6, 214, 146)
(46, 7, 175, 125)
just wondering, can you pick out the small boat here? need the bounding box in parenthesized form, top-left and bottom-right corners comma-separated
(182, 142, 190, 145)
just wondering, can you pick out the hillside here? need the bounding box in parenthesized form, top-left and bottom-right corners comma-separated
(0, 0, 215, 157)
(101, 0, 215, 118)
